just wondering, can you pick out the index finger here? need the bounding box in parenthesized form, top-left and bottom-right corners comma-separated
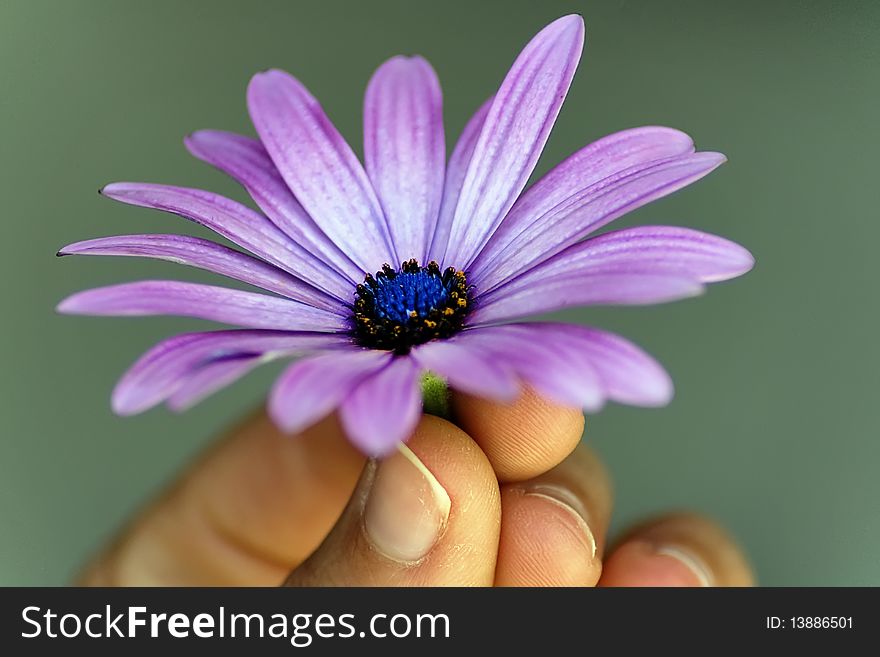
(452, 387, 585, 482)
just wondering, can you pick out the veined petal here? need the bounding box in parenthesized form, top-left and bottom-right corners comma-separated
(339, 356, 422, 456)
(364, 56, 445, 262)
(100, 182, 352, 300)
(451, 325, 603, 410)
(58, 234, 345, 314)
(411, 338, 519, 401)
(167, 354, 266, 412)
(536, 324, 673, 406)
(426, 96, 492, 264)
(470, 271, 704, 325)
(269, 349, 390, 435)
(457, 322, 673, 410)
(111, 330, 349, 415)
(57, 280, 349, 331)
(443, 15, 585, 268)
(487, 226, 754, 296)
(248, 69, 397, 271)
(184, 130, 361, 282)
(473, 152, 727, 293)
(469, 126, 696, 280)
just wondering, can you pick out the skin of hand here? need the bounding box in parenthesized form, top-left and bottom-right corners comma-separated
(77, 388, 753, 587)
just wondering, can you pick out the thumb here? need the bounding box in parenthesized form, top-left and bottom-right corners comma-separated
(285, 415, 501, 586)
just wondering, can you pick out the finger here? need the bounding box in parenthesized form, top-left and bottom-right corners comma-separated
(451, 387, 585, 482)
(598, 512, 754, 587)
(78, 410, 366, 586)
(494, 442, 612, 586)
(285, 415, 501, 586)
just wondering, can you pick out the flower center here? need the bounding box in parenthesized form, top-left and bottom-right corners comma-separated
(353, 259, 471, 353)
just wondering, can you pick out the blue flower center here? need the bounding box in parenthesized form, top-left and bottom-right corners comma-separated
(372, 268, 450, 323)
(353, 259, 471, 353)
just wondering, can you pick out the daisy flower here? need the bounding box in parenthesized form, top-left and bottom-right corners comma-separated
(57, 15, 753, 456)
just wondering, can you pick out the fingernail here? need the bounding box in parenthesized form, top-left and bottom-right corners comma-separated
(655, 545, 713, 587)
(523, 484, 596, 559)
(363, 443, 451, 563)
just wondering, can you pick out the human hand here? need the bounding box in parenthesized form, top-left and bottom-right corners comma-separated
(78, 390, 752, 587)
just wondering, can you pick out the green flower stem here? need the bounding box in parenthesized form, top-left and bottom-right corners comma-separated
(420, 371, 451, 421)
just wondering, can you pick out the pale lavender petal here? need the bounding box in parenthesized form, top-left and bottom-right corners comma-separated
(167, 354, 265, 412)
(58, 234, 345, 314)
(411, 338, 519, 401)
(269, 349, 390, 435)
(470, 272, 704, 325)
(451, 325, 603, 410)
(469, 126, 695, 278)
(426, 97, 492, 264)
(537, 324, 673, 406)
(100, 182, 353, 299)
(248, 69, 397, 271)
(487, 226, 754, 297)
(364, 56, 445, 262)
(442, 15, 585, 268)
(472, 152, 727, 293)
(339, 356, 422, 456)
(57, 281, 348, 331)
(184, 130, 361, 282)
(111, 330, 349, 415)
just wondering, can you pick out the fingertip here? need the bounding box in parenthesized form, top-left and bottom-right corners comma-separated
(495, 487, 601, 586)
(371, 415, 502, 574)
(286, 414, 501, 586)
(406, 414, 499, 500)
(451, 387, 585, 482)
(599, 541, 711, 587)
(600, 512, 754, 587)
(494, 444, 612, 586)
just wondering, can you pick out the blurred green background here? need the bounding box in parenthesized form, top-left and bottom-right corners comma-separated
(1, 0, 878, 586)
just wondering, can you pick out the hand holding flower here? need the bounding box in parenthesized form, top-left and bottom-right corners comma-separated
(78, 391, 752, 587)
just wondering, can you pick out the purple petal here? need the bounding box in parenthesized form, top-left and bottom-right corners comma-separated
(58, 234, 345, 314)
(469, 126, 696, 279)
(450, 325, 603, 410)
(167, 354, 265, 412)
(470, 272, 704, 326)
(184, 130, 362, 282)
(538, 324, 673, 406)
(426, 97, 493, 264)
(100, 182, 353, 300)
(339, 356, 422, 456)
(411, 338, 519, 401)
(111, 330, 349, 415)
(57, 280, 349, 331)
(463, 323, 672, 407)
(442, 15, 585, 268)
(364, 56, 445, 262)
(247, 69, 397, 271)
(488, 226, 754, 296)
(472, 152, 727, 293)
(268, 348, 390, 435)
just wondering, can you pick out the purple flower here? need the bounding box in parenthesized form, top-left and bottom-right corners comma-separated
(57, 15, 753, 456)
